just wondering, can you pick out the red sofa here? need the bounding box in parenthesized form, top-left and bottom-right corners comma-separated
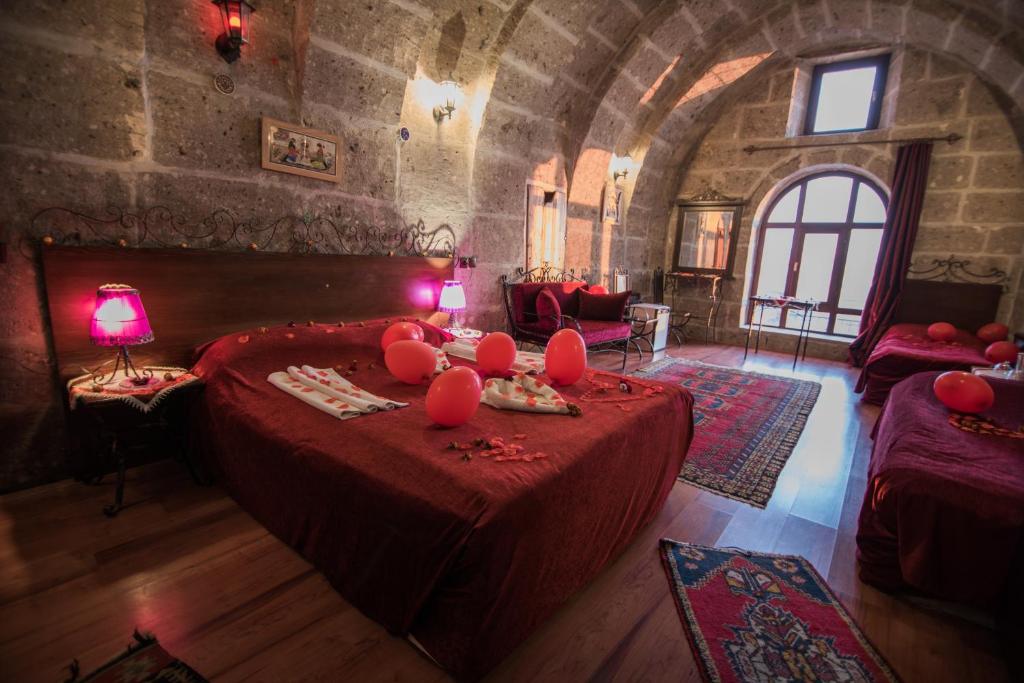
(501, 275, 632, 370)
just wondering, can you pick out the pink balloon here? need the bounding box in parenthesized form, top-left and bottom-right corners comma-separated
(384, 340, 436, 384)
(589, 285, 608, 295)
(933, 371, 994, 414)
(381, 321, 424, 351)
(985, 340, 1018, 364)
(426, 366, 483, 427)
(545, 328, 587, 386)
(476, 332, 517, 374)
(977, 322, 1009, 344)
(927, 322, 956, 342)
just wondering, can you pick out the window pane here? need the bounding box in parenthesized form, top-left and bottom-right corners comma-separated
(838, 229, 883, 310)
(802, 176, 853, 222)
(853, 183, 886, 223)
(757, 307, 782, 327)
(812, 66, 878, 132)
(834, 313, 861, 337)
(768, 187, 800, 223)
(785, 310, 830, 332)
(794, 233, 838, 301)
(755, 228, 794, 297)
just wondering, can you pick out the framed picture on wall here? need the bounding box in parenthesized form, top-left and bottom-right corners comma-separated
(602, 183, 623, 224)
(671, 189, 743, 277)
(261, 117, 340, 183)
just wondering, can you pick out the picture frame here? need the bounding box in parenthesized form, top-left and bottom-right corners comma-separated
(671, 189, 743, 277)
(602, 183, 623, 225)
(260, 117, 340, 183)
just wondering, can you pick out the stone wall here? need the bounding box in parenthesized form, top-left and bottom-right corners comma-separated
(669, 47, 1024, 359)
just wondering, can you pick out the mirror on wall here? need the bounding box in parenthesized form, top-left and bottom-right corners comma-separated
(671, 189, 744, 277)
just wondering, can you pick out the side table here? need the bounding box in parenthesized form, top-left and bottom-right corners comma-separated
(67, 367, 205, 517)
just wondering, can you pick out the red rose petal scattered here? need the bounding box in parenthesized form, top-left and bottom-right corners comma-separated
(513, 433, 527, 440)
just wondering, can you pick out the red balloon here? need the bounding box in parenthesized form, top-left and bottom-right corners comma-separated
(932, 371, 995, 414)
(476, 332, 517, 374)
(426, 366, 483, 427)
(927, 322, 956, 342)
(384, 340, 436, 384)
(985, 341, 1018, 364)
(589, 285, 608, 295)
(977, 322, 1009, 344)
(545, 328, 587, 386)
(380, 321, 424, 351)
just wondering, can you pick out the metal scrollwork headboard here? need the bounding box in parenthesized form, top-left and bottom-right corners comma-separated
(907, 255, 1010, 290)
(502, 263, 587, 284)
(20, 205, 457, 258)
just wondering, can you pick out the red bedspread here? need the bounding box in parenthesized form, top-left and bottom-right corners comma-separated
(856, 323, 988, 404)
(191, 319, 693, 680)
(856, 372, 1024, 609)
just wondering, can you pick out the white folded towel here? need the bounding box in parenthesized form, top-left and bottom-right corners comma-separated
(295, 366, 408, 410)
(481, 373, 577, 415)
(267, 372, 366, 420)
(267, 365, 408, 420)
(441, 339, 545, 374)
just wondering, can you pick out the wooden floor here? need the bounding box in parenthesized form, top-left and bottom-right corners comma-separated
(0, 344, 1009, 682)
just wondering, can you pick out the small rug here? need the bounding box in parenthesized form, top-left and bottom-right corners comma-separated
(66, 630, 207, 683)
(632, 358, 820, 507)
(660, 541, 900, 682)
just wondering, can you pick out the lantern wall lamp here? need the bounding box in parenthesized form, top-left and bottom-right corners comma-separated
(433, 78, 461, 122)
(212, 0, 255, 63)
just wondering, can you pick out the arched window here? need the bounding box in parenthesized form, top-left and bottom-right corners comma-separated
(750, 171, 887, 338)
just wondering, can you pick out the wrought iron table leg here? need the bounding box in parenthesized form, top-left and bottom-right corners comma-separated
(103, 436, 125, 518)
(793, 307, 811, 370)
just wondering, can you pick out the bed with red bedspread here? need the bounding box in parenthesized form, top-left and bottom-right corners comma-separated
(856, 372, 1024, 611)
(191, 318, 693, 680)
(855, 323, 989, 404)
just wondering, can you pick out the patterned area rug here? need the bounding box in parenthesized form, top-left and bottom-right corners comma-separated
(632, 358, 820, 508)
(67, 630, 207, 683)
(660, 541, 901, 682)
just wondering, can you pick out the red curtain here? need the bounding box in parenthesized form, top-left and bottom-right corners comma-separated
(849, 142, 933, 369)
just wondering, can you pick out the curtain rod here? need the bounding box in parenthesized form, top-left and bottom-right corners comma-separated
(742, 132, 962, 155)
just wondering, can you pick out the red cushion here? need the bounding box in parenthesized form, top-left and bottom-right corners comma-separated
(509, 281, 588, 323)
(534, 288, 561, 333)
(578, 289, 630, 322)
(577, 320, 631, 345)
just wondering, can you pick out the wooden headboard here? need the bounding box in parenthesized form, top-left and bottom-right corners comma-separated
(41, 246, 452, 381)
(893, 279, 1003, 332)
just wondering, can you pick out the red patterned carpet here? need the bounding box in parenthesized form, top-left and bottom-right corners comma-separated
(634, 358, 820, 508)
(660, 541, 901, 683)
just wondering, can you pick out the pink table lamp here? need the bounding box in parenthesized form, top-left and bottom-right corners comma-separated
(90, 284, 155, 385)
(438, 280, 467, 329)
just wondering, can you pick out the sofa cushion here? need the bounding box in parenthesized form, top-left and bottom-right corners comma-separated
(509, 281, 588, 324)
(578, 289, 630, 322)
(534, 288, 561, 332)
(577, 320, 631, 346)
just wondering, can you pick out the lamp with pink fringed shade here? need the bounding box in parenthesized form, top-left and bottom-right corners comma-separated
(438, 280, 466, 329)
(90, 284, 155, 385)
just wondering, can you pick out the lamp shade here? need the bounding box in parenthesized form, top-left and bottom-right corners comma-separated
(89, 284, 154, 347)
(438, 280, 466, 313)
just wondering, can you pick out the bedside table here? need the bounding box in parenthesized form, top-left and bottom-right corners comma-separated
(67, 367, 204, 517)
(444, 327, 484, 340)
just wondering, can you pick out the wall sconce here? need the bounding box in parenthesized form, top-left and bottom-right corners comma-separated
(434, 78, 461, 122)
(212, 0, 255, 63)
(611, 154, 634, 183)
